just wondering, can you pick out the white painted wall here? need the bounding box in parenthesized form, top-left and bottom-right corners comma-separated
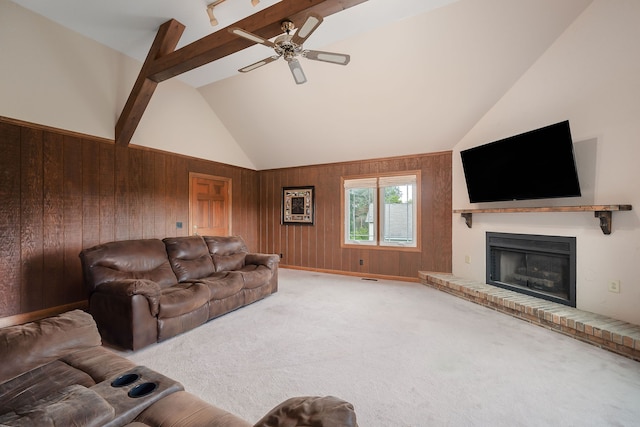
(0, 0, 255, 169)
(452, 0, 640, 324)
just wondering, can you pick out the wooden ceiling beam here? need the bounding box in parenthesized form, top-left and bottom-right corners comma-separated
(115, 0, 367, 146)
(115, 19, 185, 146)
(148, 0, 368, 82)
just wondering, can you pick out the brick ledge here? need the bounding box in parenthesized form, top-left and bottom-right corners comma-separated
(419, 272, 640, 362)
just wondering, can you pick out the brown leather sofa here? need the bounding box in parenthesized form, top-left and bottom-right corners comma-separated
(80, 235, 279, 350)
(0, 310, 359, 427)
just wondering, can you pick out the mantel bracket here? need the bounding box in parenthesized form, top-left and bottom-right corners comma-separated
(594, 211, 612, 235)
(461, 213, 472, 229)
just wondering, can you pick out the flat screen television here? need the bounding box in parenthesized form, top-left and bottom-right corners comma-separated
(460, 120, 581, 203)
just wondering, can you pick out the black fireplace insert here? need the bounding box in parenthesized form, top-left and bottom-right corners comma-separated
(486, 232, 576, 307)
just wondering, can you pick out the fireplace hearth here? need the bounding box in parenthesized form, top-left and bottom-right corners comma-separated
(486, 232, 576, 307)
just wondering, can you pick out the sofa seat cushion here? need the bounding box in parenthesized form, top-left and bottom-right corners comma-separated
(238, 265, 273, 289)
(199, 272, 245, 300)
(158, 283, 210, 319)
(0, 384, 114, 427)
(0, 360, 96, 415)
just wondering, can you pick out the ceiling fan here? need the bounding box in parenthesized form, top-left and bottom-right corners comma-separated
(228, 13, 350, 84)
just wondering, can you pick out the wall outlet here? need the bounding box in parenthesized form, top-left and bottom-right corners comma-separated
(464, 255, 471, 264)
(608, 280, 621, 293)
(359, 259, 364, 266)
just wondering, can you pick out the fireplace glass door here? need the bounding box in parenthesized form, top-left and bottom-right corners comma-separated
(487, 233, 576, 307)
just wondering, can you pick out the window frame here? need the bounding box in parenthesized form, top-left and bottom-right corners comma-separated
(341, 171, 421, 251)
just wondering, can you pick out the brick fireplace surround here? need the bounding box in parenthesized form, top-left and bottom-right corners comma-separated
(419, 272, 640, 362)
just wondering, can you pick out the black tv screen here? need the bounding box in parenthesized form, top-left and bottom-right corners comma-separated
(460, 121, 581, 203)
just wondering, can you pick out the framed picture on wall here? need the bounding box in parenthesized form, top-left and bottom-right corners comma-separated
(282, 186, 315, 225)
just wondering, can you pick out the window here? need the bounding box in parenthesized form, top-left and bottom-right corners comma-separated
(342, 173, 419, 248)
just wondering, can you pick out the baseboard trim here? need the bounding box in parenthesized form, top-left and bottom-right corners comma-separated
(0, 269, 419, 328)
(280, 265, 420, 283)
(0, 301, 88, 328)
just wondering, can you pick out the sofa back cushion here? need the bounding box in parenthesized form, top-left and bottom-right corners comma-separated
(212, 253, 245, 272)
(0, 310, 102, 384)
(163, 236, 215, 282)
(204, 236, 248, 255)
(203, 236, 248, 272)
(80, 239, 178, 292)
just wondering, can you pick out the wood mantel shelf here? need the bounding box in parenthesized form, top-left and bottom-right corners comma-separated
(453, 205, 633, 235)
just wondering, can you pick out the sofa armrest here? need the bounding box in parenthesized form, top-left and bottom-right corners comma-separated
(134, 391, 252, 427)
(253, 396, 358, 427)
(0, 310, 101, 384)
(245, 253, 280, 270)
(94, 280, 161, 316)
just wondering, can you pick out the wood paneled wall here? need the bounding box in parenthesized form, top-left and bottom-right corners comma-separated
(0, 118, 259, 320)
(0, 116, 451, 322)
(257, 152, 452, 279)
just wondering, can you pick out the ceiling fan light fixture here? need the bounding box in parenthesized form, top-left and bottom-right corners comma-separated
(229, 12, 349, 85)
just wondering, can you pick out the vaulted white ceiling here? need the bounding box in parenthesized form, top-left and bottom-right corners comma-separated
(11, 0, 593, 169)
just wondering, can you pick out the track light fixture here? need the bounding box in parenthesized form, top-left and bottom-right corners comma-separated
(207, 0, 260, 27)
(206, 0, 225, 26)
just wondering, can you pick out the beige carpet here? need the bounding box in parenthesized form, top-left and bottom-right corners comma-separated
(122, 269, 640, 426)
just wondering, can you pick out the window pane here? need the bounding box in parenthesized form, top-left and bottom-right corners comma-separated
(345, 187, 376, 243)
(380, 183, 416, 247)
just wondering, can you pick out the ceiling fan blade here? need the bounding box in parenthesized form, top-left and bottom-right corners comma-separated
(238, 56, 279, 73)
(291, 13, 323, 46)
(304, 50, 351, 65)
(288, 59, 307, 84)
(228, 27, 276, 48)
